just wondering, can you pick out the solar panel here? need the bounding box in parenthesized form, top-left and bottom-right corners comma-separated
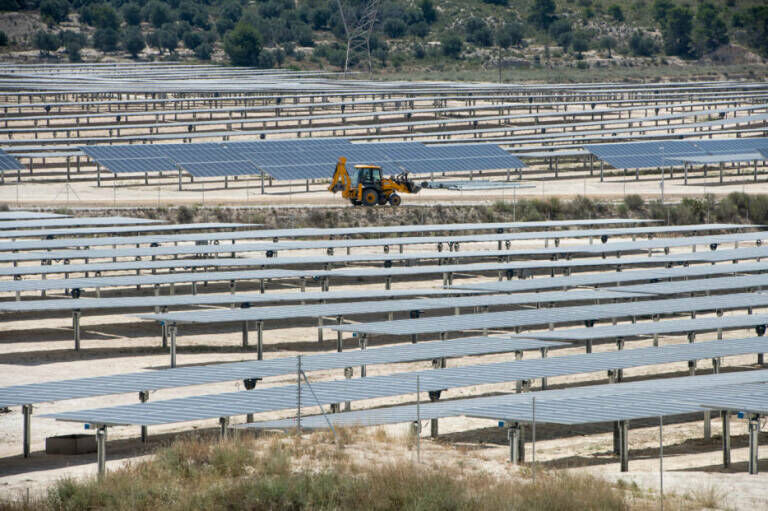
(97, 157, 177, 173)
(0, 211, 67, 220)
(243, 370, 768, 430)
(180, 160, 259, 177)
(0, 216, 160, 230)
(0, 336, 562, 408)
(699, 395, 768, 415)
(0, 150, 24, 171)
(512, 313, 768, 341)
(587, 138, 768, 169)
(136, 290, 634, 326)
(334, 292, 768, 336)
(42, 336, 768, 426)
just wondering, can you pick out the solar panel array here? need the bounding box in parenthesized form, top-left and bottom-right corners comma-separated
(0, 149, 24, 172)
(0, 336, 564, 408)
(586, 137, 768, 169)
(80, 139, 525, 180)
(242, 371, 768, 430)
(41, 336, 768, 426)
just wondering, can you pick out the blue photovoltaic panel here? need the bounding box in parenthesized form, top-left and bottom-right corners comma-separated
(588, 138, 768, 169)
(82, 139, 527, 181)
(224, 139, 351, 153)
(98, 157, 177, 173)
(0, 151, 23, 171)
(81, 145, 167, 160)
(257, 164, 333, 180)
(180, 160, 259, 177)
(163, 144, 234, 163)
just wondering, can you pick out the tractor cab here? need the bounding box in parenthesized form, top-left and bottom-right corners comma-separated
(354, 165, 383, 188)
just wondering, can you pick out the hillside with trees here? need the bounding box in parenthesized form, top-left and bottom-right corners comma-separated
(0, 0, 766, 77)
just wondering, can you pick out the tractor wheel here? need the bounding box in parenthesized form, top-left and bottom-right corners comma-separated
(388, 193, 402, 206)
(362, 188, 379, 206)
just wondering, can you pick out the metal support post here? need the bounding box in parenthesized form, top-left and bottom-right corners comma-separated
(721, 411, 731, 468)
(242, 320, 249, 348)
(296, 356, 302, 434)
(96, 426, 107, 479)
(219, 417, 230, 439)
(540, 347, 549, 389)
(616, 338, 624, 381)
(139, 391, 149, 442)
(508, 423, 524, 464)
(22, 404, 32, 458)
(72, 310, 81, 351)
(688, 331, 696, 376)
(704, 410, 711, 440)
(619, 420, 629, 472)
(359, 334, 368, 377)
(748, 415, 760, 475)
(336, 316, 343, 352)
(256, 321, 263, 360)
(169, 324, 178, 368)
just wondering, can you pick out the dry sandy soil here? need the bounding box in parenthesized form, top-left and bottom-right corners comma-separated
(1, 165, 767, 209)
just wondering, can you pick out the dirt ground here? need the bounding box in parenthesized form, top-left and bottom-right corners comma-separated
(1, 165, 767, 209)
(0, 234, 766, 507)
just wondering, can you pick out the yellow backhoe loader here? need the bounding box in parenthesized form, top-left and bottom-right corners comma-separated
(328, 157, 421, 206)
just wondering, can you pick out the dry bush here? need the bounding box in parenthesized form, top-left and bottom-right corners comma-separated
(0, 433, 681, 511)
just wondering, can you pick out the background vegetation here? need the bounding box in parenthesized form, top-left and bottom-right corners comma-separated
(0, 0, 765, 75)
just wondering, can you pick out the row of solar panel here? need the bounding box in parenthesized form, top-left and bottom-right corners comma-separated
(586, 137, 768, 169)
(81, 139, 527, 179)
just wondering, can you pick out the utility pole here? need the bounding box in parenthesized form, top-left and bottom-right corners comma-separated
(335, 0, 380, 78)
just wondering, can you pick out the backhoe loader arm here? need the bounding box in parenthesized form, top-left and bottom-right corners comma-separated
(329, 157, 350, 194)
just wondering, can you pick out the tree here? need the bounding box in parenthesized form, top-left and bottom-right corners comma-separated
(440, 33, 462, 58)
(194, 42, 212, 60)
(693, 2, 728, 56)
(497, 22, 524, 49)
(495, 22, 523, 83)
(158, 28, 179, 53)
(652, 0, 674, 22)
(663, 6, 694, 57)
(257, 48, 275, 68)
(93, 27, 119, 52)
(607, 4, 624, 22)
(65, 41, 81, 62)
(742, 6, 768, 57)
(122, 3, 141, 26)
(409, 21, 429, 38)
(419, 0, 436, 24)
(629, 31, 658, 56)
(123, 27, 145, 58)
(33, 30, 59, 55)
(571, 31, 590, 58)
(224, 21, 262, 66)
(598, 35, 616, 57)
(383, 18, 406, 38)
(40, 0, 69, 25)
(465, 17, 493, 47)
(548, 18, 572, 49)
(87, 4, 121, 30)
(182, 31, 201, 50)
(529, 0, 556, 30)
(145, 1, 172, 28)
(0, 31, 8, 46)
